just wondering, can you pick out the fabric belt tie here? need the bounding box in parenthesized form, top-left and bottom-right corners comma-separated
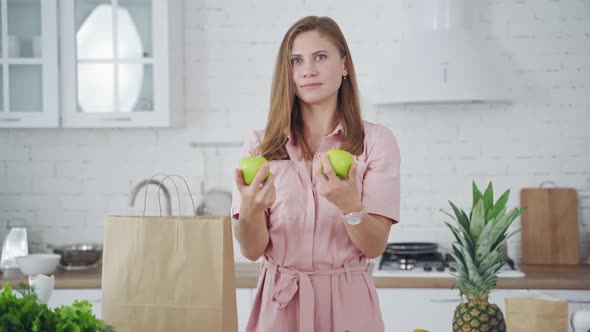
(264, 260, 368, 332)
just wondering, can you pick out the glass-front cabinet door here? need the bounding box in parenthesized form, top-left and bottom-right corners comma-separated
(60, 0, 183, 128)
(0, 0, 58, 128)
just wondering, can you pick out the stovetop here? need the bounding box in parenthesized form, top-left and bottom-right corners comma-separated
(379, 252, 455, 271)
(375, 248, 525, 278)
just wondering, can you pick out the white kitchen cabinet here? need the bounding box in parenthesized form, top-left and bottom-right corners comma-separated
(237, 288, 253, 332)
(378, 288, 459, 332)
(59, 0, 183, 128)
(377, 288, 590, 332)
(0, 0, 59, 128)
(40, 287, 590, 332)
(49, 289, 102, 318)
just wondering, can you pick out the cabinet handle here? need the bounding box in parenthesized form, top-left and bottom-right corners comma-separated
(430, 298, 462, 303)
(103, 117, 132, 122)
(0, 118, 22, 122)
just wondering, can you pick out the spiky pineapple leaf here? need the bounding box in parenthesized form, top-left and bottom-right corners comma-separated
(441, 209, 458, 222)
(479, 205, 507, 239)
(512, 206, 527, 220)
(490, 207, 526, 250)
(486, 189, 510, 221)
(445, 221, 475, 252)
(472, 181, 483, 209)
(491, 228, 522, 252)
(475, 237, 494, 264)
(476, 207, 507, 259)
(449, 246, 468, 273)
(470, 200, 486, 240)
(479, 250, 501, 270)
(482, 182, 494, 221)
(488, 207, 520, 245)
(504, 229, 521, 241)
(448, 201, 471, 237)
(446, 222, 463, 243)
(443, 182, 528, 302)
(450, 244, 466, 266)
(458, 244, 485, 286)
(480, 269, 500, 289)
(480, 252, 503, 278)
(491, 233, 507, 252)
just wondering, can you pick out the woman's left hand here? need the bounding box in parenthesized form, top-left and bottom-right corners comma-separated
(318, 154, 362, 214)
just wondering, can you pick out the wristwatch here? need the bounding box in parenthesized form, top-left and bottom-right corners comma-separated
(344, 206, 367, 225)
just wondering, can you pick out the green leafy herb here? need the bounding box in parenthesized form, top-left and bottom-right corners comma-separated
(0, 283, 114, 332)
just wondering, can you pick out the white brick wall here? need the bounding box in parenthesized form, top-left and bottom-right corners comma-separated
(1, 0, 589, 264)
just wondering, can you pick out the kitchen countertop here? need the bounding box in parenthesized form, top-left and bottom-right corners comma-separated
(373, 264, 590, 289)
(2, 263, 590, 290)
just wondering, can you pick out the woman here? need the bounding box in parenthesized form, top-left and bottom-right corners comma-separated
(232, 16, 400, 332)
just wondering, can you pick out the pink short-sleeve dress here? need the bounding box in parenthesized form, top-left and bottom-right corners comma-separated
(232, 121, 401, 332)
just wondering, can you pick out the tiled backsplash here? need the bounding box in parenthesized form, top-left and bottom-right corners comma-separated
(1, 0, 589, 263)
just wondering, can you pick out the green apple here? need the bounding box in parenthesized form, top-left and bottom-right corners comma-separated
(239, 156, 270, 185)
(326, 149, 354, 179)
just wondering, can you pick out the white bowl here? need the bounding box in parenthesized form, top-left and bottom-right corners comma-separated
(15, 253, 61, 276)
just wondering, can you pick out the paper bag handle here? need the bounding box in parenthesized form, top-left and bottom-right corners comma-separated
(143, 173, 177, 216)
(142, 174, 197, 217)
(157, 175, 197, 217)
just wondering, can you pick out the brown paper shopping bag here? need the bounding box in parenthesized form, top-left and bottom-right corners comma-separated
(101, 175, 238, 332)
(505, 297, 568, 332)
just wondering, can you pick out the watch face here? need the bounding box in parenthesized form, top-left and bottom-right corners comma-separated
(347, 216, 362, 225)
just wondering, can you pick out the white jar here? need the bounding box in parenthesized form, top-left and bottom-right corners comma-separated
(571, 305, 590, 332)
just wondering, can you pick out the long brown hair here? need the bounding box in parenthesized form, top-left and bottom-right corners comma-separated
(258, 16, 365, 161)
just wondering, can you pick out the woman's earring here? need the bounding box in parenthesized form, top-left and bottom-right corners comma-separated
(343, 75, 347, 80)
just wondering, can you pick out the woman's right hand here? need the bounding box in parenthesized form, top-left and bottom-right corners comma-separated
(235, 163, 276, 218)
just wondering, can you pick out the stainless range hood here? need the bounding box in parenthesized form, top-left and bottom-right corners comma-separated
(375, 0, 511, 104)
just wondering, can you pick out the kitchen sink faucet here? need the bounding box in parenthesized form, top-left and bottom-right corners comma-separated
(129, 179, 172, 216)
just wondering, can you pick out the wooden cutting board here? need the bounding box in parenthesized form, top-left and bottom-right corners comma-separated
(520, 188, 580, 265)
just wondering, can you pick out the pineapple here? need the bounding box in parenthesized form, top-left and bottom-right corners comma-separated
(442, 181, 526, 332)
